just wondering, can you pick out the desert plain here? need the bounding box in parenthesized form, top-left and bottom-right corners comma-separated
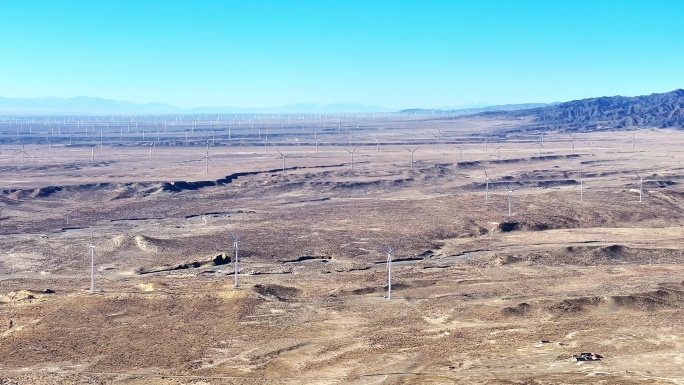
(1, 114, 684, 384)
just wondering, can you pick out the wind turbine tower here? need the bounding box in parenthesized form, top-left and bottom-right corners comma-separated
(635, 172, 644, 202)
(346, 147, 358, 170)
(383, 246, 396, 299)
(404, 146, 419, 169)
(91, 144, 99, 164)
(203, 143, 215, 173)
(88, 244, 96, 293)
(276, 149, 291, 173)
(484, 167, 490, 201)
(232, 235, 240, 288)
(570, 134, 576, 155)
(579, 168, 584, 203)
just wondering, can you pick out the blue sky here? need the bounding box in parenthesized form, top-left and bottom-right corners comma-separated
(1, 0, 683, 109)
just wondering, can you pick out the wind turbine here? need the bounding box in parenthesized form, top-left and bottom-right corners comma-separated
(433, 130, 443, 151)
(458, 145, 464, 162)
(276, 149, 291, 173)
(634, 172, 644, 202)
(148, 143, 154, 168)
(536, 142, 547, 157)
(88, 244, 97, 293)
(484, 167, 490, 201)
(346, 147, 358, 170)
(202, 143, 214, 173)
(507, 184, 521, 217)
(91, 144, 99, 164)
(232, 234, 240, 288)
(631, 133, 636, 150)
(404, 146, 419, 169)
(11, 147, 26, 166)
(383, 246, 396, 299)
(493, 144, 503, 160)
(578, 168, 584, 203)
(569, 134, 576, 155)
(21, 146, 30, 167)
(264, 131, 269, 152)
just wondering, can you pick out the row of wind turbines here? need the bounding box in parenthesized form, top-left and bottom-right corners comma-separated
(55, 128, 651, 298)
(85, 231, 404, 300)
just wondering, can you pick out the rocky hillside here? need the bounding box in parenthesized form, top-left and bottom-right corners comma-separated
(491, 89, 684, 132)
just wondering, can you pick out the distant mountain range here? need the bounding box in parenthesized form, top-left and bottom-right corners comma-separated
(488, 89, 684, 132)
(400, 103, 552, 115)
(0, 97, 393, 114)
(3, 90, 684, 132)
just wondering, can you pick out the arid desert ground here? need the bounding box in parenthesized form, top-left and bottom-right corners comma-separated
(2, 114, 684, 384)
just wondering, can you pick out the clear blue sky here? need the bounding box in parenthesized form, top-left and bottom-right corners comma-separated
(1, 0, 683, 109)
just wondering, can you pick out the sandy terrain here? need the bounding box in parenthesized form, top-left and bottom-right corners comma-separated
(1, 115, 684, 384)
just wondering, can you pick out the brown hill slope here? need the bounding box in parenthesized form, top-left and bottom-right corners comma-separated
(488, 89, 684, 132)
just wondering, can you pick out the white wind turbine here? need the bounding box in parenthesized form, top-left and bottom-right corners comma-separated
(12, 147, 28, 166)
(634, 172, 644, 202)
(19, 146, 30, 167)
(536, 142, 547, 157)
(276, 149, 291, 173)
(264, 131, 269, 152)
(88, 243, 97, 293)
(383, 246, 396, 299)
(404, 146, 419, 169)
(493, 143, 503, 160)
(202, 143, 214, 173)
(507, 184, 521, 217)
(578, 168, 584, 203)
(232, 234, 241, 288)
(346, 147, 358, 170)
(433, 130, 443, 151)
(484, 167, 490, 201)
(91, 144, 99, 164)
(148, 143, 155, 168)
(569, 134, 576, 155)
(458, 145, 464, 162)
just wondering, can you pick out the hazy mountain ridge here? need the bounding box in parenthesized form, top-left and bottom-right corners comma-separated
(490, 89, 684, 131)
(400, 103, 552, 115)
(0, 97, 392, 114)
